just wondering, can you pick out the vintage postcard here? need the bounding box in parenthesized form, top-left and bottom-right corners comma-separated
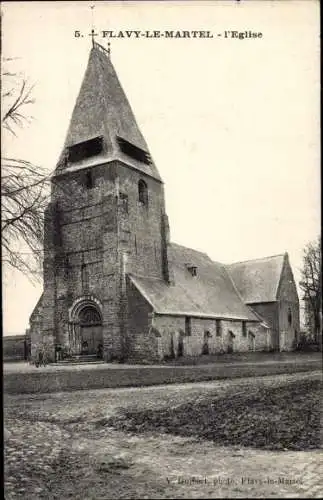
(2, 1, 321, 499)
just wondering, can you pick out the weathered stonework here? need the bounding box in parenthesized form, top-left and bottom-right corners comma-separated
(28, 43, 300, 363)
(149, 315, 272, 360)
(228, 253, 300, 352)
(276, 254, 300, 351)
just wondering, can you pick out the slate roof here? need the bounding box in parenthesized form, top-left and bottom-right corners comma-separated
(30, 250, 284, 324)
(129, 243, 259, 321)
(226, 254, 285, 304)
(56, 43, 161, 181)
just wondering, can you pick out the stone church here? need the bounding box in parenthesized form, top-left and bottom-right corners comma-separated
(29, 43, 300, 362)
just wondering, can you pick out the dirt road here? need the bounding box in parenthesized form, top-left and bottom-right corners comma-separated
(4, 371, 322, 499)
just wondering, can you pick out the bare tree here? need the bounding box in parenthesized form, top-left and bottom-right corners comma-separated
(2, 60, 34, 135)
(1, 58, 49, 278)
(299, 237, 322, 347)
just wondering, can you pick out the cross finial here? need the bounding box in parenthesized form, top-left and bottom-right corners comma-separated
(90, 5, 96, 47)
(90, 29, 97, 47)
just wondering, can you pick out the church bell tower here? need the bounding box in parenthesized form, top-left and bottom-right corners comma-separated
(41, 43, 172, 361)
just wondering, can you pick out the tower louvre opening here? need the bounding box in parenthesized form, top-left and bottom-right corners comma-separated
(117, 136, 151, 165)
(68, 136, 103, 163)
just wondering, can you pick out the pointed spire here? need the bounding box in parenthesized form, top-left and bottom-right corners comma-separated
(56, 43, 161, 181)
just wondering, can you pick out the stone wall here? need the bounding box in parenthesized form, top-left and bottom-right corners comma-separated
(116, 162, 168, 281)
(153, 315, 269, 359)
(277, 255, 300, 351)
(248, 302, 280, 349)
(29, 296, 56, 362)
(246, 321, 273, 351)
(40, 158, 169, 361)
(41, 203, 57, 356)
(34, 154, 280, 363)
(245, 256, 300, 352)
(126, 278, 158, 361)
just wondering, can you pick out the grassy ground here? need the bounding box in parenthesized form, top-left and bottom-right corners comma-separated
(4, 352, 321, 395)
(4, 371, 322, 499)
(161, 351, 322, 366)
(3, 352, 322, 372)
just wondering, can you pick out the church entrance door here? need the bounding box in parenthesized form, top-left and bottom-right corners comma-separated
(80, 325, 102, 355)
(79, 306, 103, 357)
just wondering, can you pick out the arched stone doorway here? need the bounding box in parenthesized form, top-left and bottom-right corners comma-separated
(69, 297, 103, 358)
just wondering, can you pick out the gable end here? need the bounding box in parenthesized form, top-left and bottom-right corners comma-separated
(276, 253, 299, 303)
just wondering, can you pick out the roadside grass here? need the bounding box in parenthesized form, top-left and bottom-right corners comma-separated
(4, 354, 321, 395)
(106, 379, 321, 451)
(161, 351, 322, 366)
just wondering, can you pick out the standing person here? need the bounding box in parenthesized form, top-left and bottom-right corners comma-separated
(37, 349, 43, 367)
(55, 344, 62, 362)
(81, 340, 89, 355)
(96, 343, 103, 359)
(42, 348, 47, 366)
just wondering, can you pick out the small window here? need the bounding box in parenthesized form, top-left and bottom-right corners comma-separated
(138, 179, 148, 205)
(288, 308, 292, 326)
(242, 322, 247, 337)
(186, 264, 197, 277)
(215, 319, 222, 337)
(185, 316, 191, 336)
(119, 192, 128, 213)
(85, 170, 93, 189)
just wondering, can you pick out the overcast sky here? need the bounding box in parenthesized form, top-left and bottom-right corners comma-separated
(2, 1, 320, 335)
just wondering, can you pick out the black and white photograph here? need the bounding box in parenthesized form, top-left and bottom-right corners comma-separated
(2, 0, 321, 498)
